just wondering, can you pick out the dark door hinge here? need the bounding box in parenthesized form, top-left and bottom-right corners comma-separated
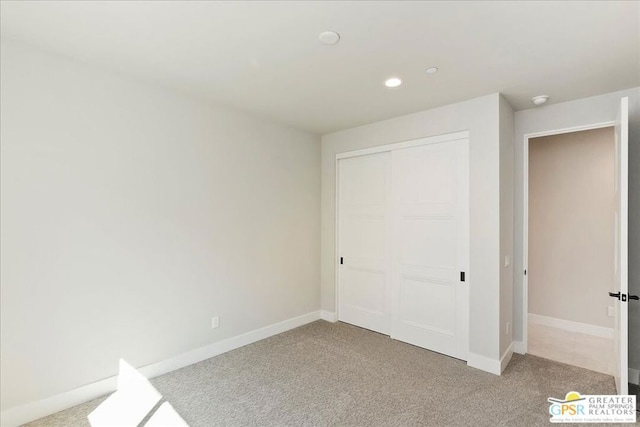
(460, 271, 465, 282)
(340, 257, 343, 265)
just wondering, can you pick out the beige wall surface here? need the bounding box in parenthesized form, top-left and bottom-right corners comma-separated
(0, 39, 320, 411)
(528, 127, 614, 328)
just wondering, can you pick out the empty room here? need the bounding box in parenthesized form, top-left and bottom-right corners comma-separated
(1, 1, 639, 426)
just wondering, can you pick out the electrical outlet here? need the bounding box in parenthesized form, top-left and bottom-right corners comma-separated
(506, 321, 511, 336)
(607, 306, 614, 318)
(504, 255, 510, 267)
(212, 316, 220, 329)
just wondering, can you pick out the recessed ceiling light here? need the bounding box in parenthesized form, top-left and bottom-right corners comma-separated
(426, 67, 439, 74)
(319, 31, 340, 45)
(532, 95, 549, 106)
(384, 77, 402, 88)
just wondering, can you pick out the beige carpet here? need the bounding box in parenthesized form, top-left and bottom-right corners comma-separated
(25, 320, 618, 427)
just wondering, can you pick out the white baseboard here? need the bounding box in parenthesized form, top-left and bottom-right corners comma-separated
(528, 313, 613, 339)
(1, 376, 120, 427)
(629, 368, 640, 386)
(0, 310, 322, 427)
(320, 310, 337, 322)
(467, 352, 501, 376)
(500, 342, 514, 373)
(513, 340, 526, 355)
(468, 343, 515, 375)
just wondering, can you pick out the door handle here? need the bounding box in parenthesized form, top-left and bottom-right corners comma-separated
(609, 292, 638, 302)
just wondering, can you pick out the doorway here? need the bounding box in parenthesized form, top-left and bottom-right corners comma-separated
(526, 126, 615, 374)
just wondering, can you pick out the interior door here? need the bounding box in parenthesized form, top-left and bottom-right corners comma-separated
(390, 138, 469, 360)
(612, 97, 629, 395)
(338, 152, 391, 335)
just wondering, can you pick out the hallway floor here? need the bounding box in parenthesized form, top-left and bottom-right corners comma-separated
(528, 322, 614, 375)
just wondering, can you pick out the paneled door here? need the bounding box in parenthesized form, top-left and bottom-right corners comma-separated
(337, 152, 391, 335)
(612, 97, 629, 395)
(390, 138, 469, 360)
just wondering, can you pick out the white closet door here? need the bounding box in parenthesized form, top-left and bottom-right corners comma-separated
(338, 152, 391, 334)
(390, 138, 469, 360)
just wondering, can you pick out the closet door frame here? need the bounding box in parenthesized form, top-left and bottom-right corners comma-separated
(335, 130, 470, 330)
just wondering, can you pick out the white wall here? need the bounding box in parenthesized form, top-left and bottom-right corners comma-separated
(0, 39, 320, 412)
(321, 94, 504, 366)
(528, 128, 615, 328)
(499, 96, 515, 358)
(513, 88, 640, 375)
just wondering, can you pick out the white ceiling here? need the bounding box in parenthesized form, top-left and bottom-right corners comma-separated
(1, 1, 638, 134)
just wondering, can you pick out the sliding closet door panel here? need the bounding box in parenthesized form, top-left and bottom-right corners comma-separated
(338, 152, 390, 334)
(391, 139, 469, 360)
(402, 219, 457, 268)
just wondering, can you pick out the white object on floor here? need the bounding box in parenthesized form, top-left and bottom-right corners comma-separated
(144, 402, 189, 427)
(88, 359, 162, 427)
(88, 359, 190, 427)
(528, 322, 614, 375)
